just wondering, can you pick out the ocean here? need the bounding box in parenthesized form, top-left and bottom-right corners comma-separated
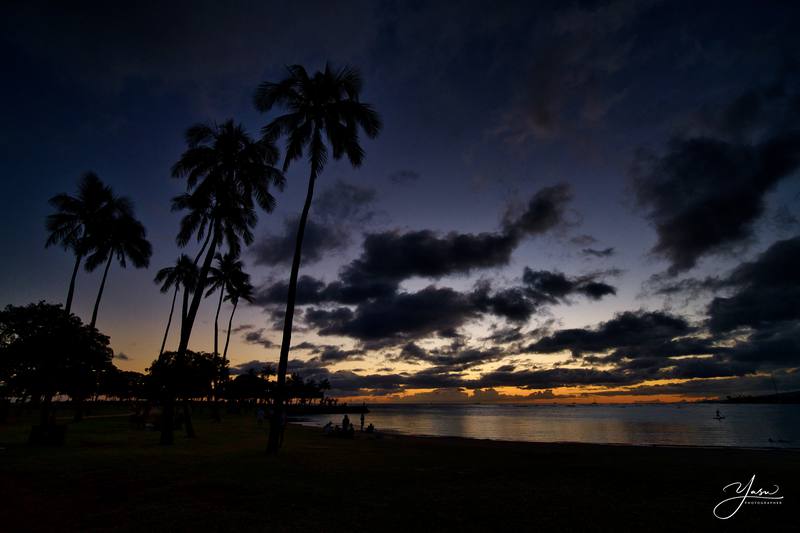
(293, 403, 800, 448)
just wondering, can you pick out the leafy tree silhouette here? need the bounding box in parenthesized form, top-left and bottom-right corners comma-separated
(0, 302, 113, 432)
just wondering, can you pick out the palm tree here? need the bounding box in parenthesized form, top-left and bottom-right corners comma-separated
(160, 120, 283, 445)
(85, 196, 152, 329)
(222, 269, 254, 363)
(205, 252, 247, 357)
(45, 172, 114, 315)
(254, 63, 382, 452)
(154, 255, 198, 357)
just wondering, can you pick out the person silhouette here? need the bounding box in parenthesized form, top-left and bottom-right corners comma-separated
(360, 412, 365, 431)
(342, 414, 350, 432)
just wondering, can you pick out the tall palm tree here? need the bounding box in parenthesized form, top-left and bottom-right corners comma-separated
(205, 252, 247, 357)
(254, 63, 382, 452)
(45, 172, 114, 315)
(154, 255, 198, 357)
(222, 274, 253, 362)
(160, 120, 283, 445)
(85, 197, 152, 329)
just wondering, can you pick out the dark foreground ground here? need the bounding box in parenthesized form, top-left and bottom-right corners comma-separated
(1, 407, 797, 532)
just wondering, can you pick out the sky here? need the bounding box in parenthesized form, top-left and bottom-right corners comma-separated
(1, 0, 799, 403)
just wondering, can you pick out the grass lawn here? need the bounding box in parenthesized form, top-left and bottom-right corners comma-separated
(1, 406, 797, 531)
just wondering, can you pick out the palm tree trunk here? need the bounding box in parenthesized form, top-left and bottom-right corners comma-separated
(213, 283, 225, 355)
(194, 229, 213, 266)
(160, 223, 218, 445)
(65, 253, 83, 315)
(90, 253, 114, 329)
(160, 286, 191, 446)
(180, 228, 218, 349)
(222, 298, 238, 361)
(268, 169, 317, 454)
(181, 284, 189, 327)
(159, 285, 179, 356)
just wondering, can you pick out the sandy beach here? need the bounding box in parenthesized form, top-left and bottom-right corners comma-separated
(1, 410, 796, 531)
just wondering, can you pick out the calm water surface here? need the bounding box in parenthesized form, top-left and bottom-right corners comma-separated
(294, 403, 800, 448)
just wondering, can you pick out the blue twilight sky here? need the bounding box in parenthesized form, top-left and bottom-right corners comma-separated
(1, 0, 799, 401)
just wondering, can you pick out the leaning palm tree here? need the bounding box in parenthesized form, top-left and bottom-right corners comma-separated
(205, 252, 246, 357)
(85, 196, 152, 329)
(222, 275, 253, 362)
(154, 255, 198, 356)
(254, 63, 382, 452)
(160, 120, 283, 445)
(45, 172, 114, 315)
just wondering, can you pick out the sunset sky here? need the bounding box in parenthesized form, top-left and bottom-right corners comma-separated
(2, 0, 799, 403)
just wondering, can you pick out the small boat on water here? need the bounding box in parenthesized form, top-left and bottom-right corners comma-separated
(713, 409, 725, 420)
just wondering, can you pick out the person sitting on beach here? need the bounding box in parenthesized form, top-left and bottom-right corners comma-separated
(323, 421, 334, 434)
(366, 423, 375, 434)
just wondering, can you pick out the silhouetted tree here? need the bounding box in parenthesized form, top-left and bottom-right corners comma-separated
(205, 252, 247, 357)
(0, 302, 113, 427)
(85, 194, 152, 329)
(98, 367, 146, 401)
(149, 350, 227, 436)
(254, 63, 381, 452)
(154, 255, 198, 356)
(162, 120, 283, 445)
(45, 173, 114, 315)
(222, 277, 253, 362)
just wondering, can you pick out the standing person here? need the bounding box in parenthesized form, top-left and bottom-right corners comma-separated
(360, 411, 365, 432)
(342, 414, 350, 432)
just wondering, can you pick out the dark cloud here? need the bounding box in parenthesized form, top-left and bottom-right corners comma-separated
(304, 307, 355, 332)
(242, 328, 276, 349)
(502, 184, 574, 239)
(646, 275, 721, 301)
(474, 367, 633, 389)
(313, 180, 376, 223)
(115, 351, 130, 361)
(393, 342, 506, 372)
(230, 324, 255, 334)
(388, 169, 420, 184)
(522, 268, 617, 303)
(273, 266, 617, 344)
(483, 326, 524, 344)
(634, 86, 800, 274)
(343, 229, 518, 283)
(582, 247, 615, 258)
(727, 323, 800, 368)
(250, 180, 376, 267)
(591, 370, 800, 398)
(251, 217, 350, 267)
(529, 310, 695, 358)
(316, 286, 480, 342)
(338, 184, 573, 287)
(570, 234, 597, 246)
(251, 186, 581, 339)
(707, 236, 800, 333)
